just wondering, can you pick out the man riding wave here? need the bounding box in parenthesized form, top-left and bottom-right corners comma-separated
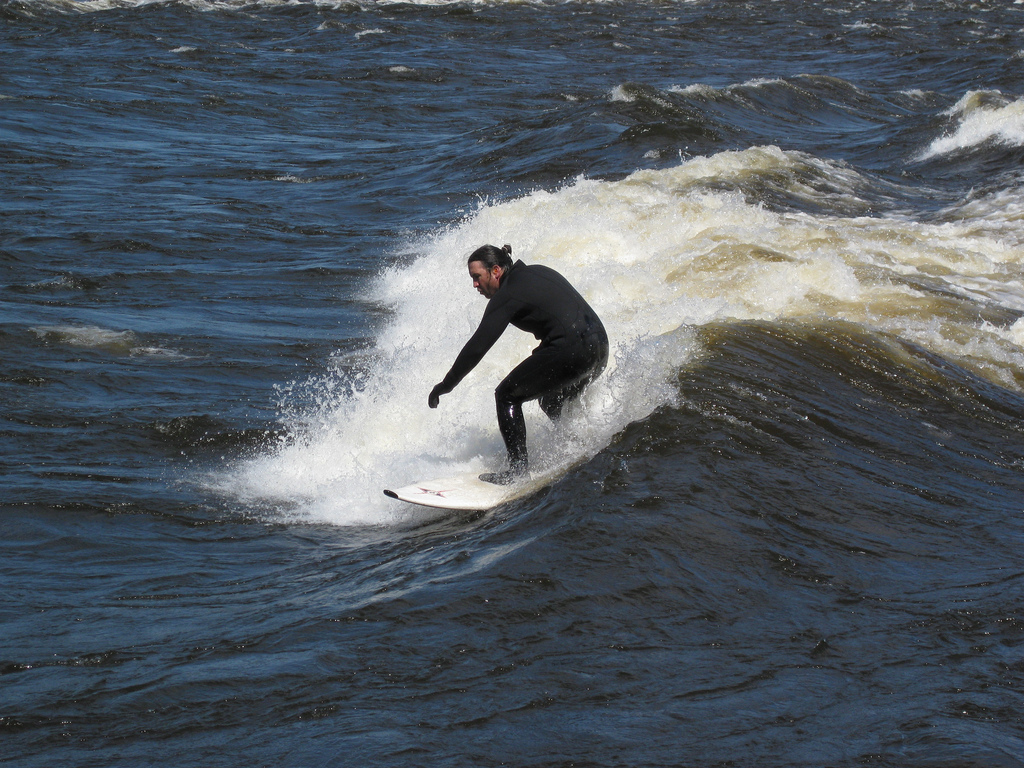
(429, 244, 609, 485)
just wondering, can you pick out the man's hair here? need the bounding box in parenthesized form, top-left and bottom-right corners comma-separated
(468, 244, 513, 271)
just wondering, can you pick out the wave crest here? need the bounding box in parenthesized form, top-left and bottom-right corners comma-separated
(919, 90, 1024, 160)
(218, 148, 1024, 524)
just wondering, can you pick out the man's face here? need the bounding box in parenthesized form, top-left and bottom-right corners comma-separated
(469, 260, 502, 299)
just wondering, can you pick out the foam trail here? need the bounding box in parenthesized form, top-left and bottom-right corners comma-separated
(219, 147, 1024, 526)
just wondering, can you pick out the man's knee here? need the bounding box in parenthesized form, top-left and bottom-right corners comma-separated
(538, 392, 560, 420)
(495, 378, 519, 407)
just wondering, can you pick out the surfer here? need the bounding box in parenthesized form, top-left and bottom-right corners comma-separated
(428, 244, 609, 485)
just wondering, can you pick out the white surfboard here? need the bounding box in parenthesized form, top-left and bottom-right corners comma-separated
(384, 471, 549, 511)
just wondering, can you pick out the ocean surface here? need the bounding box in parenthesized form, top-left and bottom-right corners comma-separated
(5, 0, 1024, 765)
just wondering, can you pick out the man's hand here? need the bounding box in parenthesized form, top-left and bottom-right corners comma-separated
(428, 384, 445, 409)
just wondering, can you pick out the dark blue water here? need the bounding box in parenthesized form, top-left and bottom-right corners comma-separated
(5, 1, 1024, 765)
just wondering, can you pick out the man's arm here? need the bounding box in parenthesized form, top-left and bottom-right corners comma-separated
(429, 298, 513, 408)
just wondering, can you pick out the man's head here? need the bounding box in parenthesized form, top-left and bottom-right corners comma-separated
(467, 244, 513, 299)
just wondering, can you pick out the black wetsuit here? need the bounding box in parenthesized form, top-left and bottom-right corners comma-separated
(433, 260, 609, 474)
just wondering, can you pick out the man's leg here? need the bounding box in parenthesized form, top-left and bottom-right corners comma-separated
(483, 351, 567, 484)
(537, 378, 586, 421)
(537, 335, 609, 421)
(483, 346, 605, 485)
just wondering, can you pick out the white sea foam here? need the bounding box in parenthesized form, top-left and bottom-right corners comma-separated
(608, 84, 635, 103)
(608, 83, 673, 109)
(273, 174, 317, 183)
(668, 83, 718, 98)
(919, 90, 1024, 160)
(32, 325, 184, 357)
(219, 146, 1024, 527)
(900, 89, 930, 100)
(736, 77, 787, 90)
(34, 324, 137, 348)
(668, 76, 839, 103)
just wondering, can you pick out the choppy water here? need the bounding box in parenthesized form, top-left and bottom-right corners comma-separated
(5, 1, 1024, 765)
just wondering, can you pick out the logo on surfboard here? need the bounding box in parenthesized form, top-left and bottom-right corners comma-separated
(415, 486, 456, 497)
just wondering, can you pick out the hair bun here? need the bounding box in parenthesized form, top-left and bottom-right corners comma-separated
(502, 244, 512, 255)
